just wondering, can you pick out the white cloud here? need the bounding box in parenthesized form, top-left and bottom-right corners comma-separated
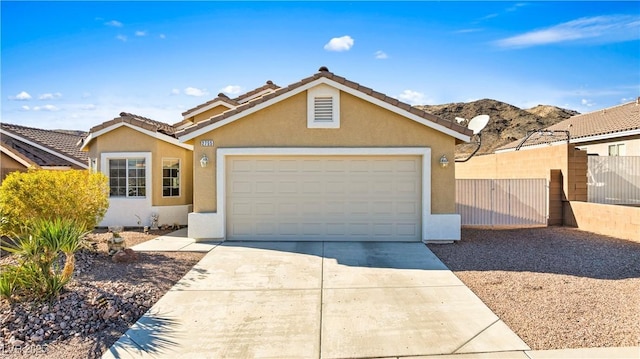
(505, 3, 527, 12)
(454, 28, 483, 34)
(159, 34, 166, 39)
(33, 104, 60, 112)
(21, 105, 30, 111)
(324, 35, 354, 52)
(398, 90, 426, 105)
(105, 20, 123, 27)
(9, 91, 32, 100)
(116, 34, 127, 42)
(581, 98, 594, 107)
(170, 88, 180, 95)
(184, 87, 208, 97)
(135, 30, 147, 37)
(495, 15, 640, 48)
(374, 50, 388, 59)
(81, 104, 97, 111)
(38, 92, 62, 100)
(220, 85, 242, 95)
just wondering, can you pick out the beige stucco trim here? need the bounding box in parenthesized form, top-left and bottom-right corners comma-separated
(1, 129, 87, 169)
(81, 122, 194, 152)
(178, 77, 471, 143)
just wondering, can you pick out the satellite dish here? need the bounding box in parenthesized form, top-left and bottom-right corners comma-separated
(468, 115, 489, 135)
(455, 117, 466, 124)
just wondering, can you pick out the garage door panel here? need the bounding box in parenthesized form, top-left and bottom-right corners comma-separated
(226, 156, 421, 241)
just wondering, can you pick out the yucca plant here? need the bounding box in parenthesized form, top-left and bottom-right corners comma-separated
(0, 218, 88, 301)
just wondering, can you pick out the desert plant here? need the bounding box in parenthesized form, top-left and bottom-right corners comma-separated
(0, 169, 109, 236)
(0, 218, 89, 301)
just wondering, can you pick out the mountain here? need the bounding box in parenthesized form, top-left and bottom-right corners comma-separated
(416, 99, 579, 157)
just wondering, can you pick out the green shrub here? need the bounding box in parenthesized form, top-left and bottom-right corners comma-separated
(0, 169, 109, 236)
(0, 218, 89, 302)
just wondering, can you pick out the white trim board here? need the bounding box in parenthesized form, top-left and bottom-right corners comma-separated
(178, 77, 471, 143)
(214, 147, 433, 240)
(1, 129, 88, 169)
(81, 122, 194, 151)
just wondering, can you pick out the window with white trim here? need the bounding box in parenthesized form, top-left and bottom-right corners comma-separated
(307, 84, 340, 128)
(162, 158, 180, 197)
(608, 144, 625, 156)
(108, 158, 146, 197)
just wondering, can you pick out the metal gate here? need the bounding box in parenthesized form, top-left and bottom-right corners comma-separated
(456, 179, 548, 226)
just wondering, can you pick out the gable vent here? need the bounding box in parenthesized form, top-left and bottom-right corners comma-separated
(314, 96, 333, 122)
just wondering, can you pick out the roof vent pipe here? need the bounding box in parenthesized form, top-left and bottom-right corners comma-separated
(318, 66, 329, 72)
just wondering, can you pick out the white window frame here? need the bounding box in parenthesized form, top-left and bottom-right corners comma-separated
(608, 143, 625, 156)
(307, 84, 340, 129)
(101, 152, 152, 199)
(162, 158, 181, 198)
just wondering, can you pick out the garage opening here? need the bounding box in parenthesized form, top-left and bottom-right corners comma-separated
(226, 155, 422, 241)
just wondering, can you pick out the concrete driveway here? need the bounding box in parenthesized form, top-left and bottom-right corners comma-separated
(103, 241, 529, 358)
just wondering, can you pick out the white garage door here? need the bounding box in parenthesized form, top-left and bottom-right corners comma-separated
(226, 155, 422, 241)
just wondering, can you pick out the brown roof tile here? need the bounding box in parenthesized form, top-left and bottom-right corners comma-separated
(177, 69, 472, 138)
(89, 112, 176, 137)
(232, 81, 280, 103)
(1, 123, 88, 167)
(499, 99, 640, 151)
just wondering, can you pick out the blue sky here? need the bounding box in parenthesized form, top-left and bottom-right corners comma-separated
(2, 1, 639, 131)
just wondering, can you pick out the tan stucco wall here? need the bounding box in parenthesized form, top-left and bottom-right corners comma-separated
(576, 136, 640, 156)
(192, 90, 458, 214)
(86, 126, 193, 207)
(1, 152, 29, 182)
(1, 152, 28, 171)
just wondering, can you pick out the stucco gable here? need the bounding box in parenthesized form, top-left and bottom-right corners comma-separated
(177, 68, 472, 143)
(81, 112, 193, 151)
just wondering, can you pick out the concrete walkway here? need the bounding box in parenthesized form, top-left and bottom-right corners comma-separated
(129, 228, 219, 252)
(105, 236, 639, 359)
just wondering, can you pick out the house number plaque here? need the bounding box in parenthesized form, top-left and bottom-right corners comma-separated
(200, 139, 214, 147)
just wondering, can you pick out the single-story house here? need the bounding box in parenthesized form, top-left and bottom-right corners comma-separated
(496, 97, 640, 156)
(177, 67, 472, 242)
(79, 112, 194, 227)
(0, 123, 88, 182)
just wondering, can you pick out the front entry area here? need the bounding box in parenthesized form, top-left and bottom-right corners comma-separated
(225, 155, 422, 241)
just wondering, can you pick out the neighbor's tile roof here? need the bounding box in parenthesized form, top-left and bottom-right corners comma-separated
(0, 123, 88, 167)
(180, 81, 280, 118)
(88, 112, 176, 137)
(177, 69, 473, 138)
(499, 99, 640, 151)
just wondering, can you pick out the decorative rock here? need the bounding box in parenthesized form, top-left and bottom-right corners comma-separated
(112, 248, 139, 263)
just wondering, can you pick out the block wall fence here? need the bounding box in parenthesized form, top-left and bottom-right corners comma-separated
(456, 143, 639, 242)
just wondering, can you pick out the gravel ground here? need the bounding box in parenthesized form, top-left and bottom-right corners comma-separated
(0, 229, 205, 358)
(428, 226, 640, 350)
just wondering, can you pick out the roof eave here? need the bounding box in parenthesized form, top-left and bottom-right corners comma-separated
(178, 76, 471, 143)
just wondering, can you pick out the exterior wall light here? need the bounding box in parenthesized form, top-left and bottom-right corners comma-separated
(439, 155, 449, 168)
(200, 154, 209, 168)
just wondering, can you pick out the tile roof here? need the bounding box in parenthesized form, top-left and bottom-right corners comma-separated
(0, 123, 88, 167)
(180, 81, 280, 118)
(232, 80, 280, 103)
(499, 99, 640, 151)
(177, 68, 473, 138)
(88, 112, 176, 137)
